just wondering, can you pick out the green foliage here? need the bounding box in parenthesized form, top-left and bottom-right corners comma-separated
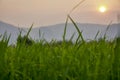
(0, 29, 120, 80)
(17, 24, 34, 46)
(17, 35, 33, 46)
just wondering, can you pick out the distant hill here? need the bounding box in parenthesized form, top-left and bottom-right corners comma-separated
(32, 23, 119, 41)
(0, 21, 19, 44)
(0, 21, 119, 44)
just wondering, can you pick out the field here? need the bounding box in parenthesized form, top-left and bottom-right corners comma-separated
(0, 29, 120, 80)
(0, 34, 120, 80)
(0, 15, 120, 80)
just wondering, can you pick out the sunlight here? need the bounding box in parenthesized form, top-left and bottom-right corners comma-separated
(99, 6, 107, 13)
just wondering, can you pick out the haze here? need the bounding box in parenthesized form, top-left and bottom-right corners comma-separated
(0, 0, 120, 27)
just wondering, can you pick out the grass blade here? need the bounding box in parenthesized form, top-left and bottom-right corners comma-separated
(39, 29, 42, 40)
(94, 30, 100, 40)
(69, 0, 85, 14)
(69, 32, 75, 42)
(26, 24, 33, 38)
(63, 16, 69, 42)
(68, 15, 85, 43)
(104, 21, 112, 39)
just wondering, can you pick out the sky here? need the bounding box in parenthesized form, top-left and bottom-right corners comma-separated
(0, 0, 120, 28)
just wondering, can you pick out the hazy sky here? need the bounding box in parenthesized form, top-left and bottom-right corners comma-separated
(0, 0, 120, 27)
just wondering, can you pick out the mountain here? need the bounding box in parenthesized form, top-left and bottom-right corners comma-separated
(32, 23, 119, 41)
(0, 21, 19, 44)
(0, 21, 120, 44)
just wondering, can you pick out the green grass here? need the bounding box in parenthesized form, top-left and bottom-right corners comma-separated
(0, 16, 120, 80)
(0, 34, 120, 80)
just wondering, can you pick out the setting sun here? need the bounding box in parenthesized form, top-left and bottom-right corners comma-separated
(99, 6, 107, 13)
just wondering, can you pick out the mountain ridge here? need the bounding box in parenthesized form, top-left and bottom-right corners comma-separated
(0, 21, 119, 44)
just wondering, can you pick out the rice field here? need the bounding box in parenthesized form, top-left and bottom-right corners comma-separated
(0, 16, 120, 80)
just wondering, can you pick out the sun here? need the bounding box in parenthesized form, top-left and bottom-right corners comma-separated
(99, 6, 107, 13)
